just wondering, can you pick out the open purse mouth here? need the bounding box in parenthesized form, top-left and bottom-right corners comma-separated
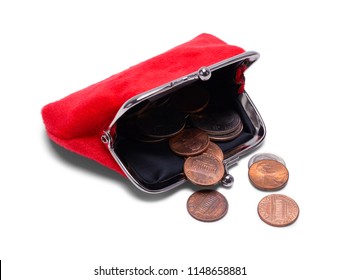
(101, 51, 266, 194)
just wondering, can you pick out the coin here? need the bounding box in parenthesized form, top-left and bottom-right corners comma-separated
(170, 84, 210, 113)
(257, 194, 299, 227)
(209, 121, 243, 142)
(136, 107, 186, 139)
(169, 128, 210, 157)
(248, 159, 289, 191)
(203, 141, 224, 162)
(187, 190, 228, 222)
(248, 153, 286, 168)
(184, 153, 224, 186)
(190, 108, 242, 136)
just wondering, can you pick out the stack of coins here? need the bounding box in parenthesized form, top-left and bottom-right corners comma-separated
(117, 84, 243, 146)
(187, 189, 228, 222)
(190, 108, 243, 142)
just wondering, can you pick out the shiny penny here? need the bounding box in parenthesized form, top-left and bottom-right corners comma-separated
(187, 190, 228, 222)
(184, 153, 224, 186)
(257, 194, 299, 227)
(203, 141, 224, 162)
(169, 128, 210, 157)
(248, 159, 289, 191)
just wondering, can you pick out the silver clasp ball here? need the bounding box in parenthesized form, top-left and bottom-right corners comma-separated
(221, 174, 234, 188)
(221, 163, 234, 188)
(198, 67, 211, 81)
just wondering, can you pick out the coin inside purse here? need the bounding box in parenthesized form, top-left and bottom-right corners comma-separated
(103, 52, 265, 193)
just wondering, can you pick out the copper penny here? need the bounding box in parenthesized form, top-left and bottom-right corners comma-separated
(169, 128, 210, 157)
(187, 190, 228, 222)
(248, 159, 289, 191)
(203, 142, 224, 161)
(184, 153, 224, 186)
(257, 194, 299, 227)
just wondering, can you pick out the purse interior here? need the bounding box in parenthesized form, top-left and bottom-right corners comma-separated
(112, 61, 257, 192)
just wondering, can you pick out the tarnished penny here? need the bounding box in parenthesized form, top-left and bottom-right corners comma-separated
(184, 153, 224, 186)
(203, 142, 224, 162)
(248, 159, 289, 191)
(187, 190, 228, 222)
(257, 194, 299, 227)
(169, 128, 210, 156)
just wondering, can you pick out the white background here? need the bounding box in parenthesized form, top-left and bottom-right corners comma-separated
(1, 0, 339, 279)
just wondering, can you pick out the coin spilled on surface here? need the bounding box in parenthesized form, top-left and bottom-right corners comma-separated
(248, 159, 289, 191)
(257, 194, 299, 227)
(187, 189, 228, 222)
(184, 153, 224, 186)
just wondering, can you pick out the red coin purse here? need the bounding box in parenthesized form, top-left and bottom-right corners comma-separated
(42, 33, 265, 193)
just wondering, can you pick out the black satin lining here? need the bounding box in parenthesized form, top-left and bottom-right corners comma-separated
(115, 138, 185, 188)
(114, 64, 256, 190)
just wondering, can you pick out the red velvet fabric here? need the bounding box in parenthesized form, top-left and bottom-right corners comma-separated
(42, 33, 245, 176)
